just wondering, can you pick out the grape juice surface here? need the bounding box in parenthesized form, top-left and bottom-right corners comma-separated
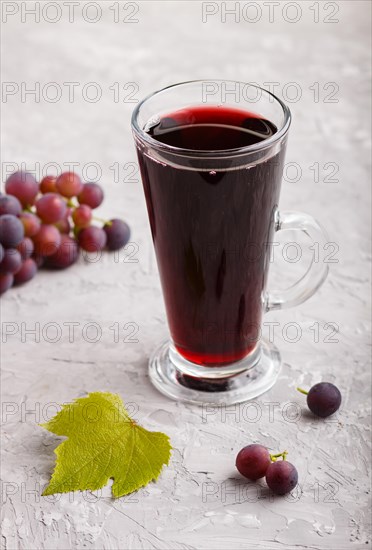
(137, 105, 285, 366)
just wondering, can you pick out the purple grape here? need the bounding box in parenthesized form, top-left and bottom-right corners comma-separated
(5, 171, 39, 207)
(78, 182, 104, 209)
(236, 444, 271, 480)
(0, 248, 22, 274)
(0, 215, 25, 248)
(78, 226, 106, 252)
(104, 219, 130, 251)
(0, 243, 4, 263)
(36, 193, 67, 224)
(19, 212, 41, 237)
(265, 460, 298, 495)
(304, 382, 342, 418)
(0, 273, 14, 294)
(45, 235, 79, 269)
(32, 254, 45, 268)
(14, 258, 37, 285)
(0, 194, 22, 216)
(17, 237, 34, 260)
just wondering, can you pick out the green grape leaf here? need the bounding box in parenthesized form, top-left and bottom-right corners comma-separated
(40, 392, 172, 498)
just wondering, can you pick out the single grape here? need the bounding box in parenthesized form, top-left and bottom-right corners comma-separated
(72, 204, 92, 228)
(5, 171, 39, 207)
(298, 382, 342, 418)
(0, 248, 22, 274)
(104, 219, 130, 251)
(17, 237, 34, 260)
(265, 460, 298, 496)
(55, 216, 71, 234)
(19, 212, 41, 237)
(0, 273, 14, 294)
(56, 172, 83, 198)
(236, 444, 271, 480)
(39, 175, 57, 194)
(0, 194, 22, 216)
(0, 243, 4, 263)
(14, 258, 37, 285)
(36, 192, 67, 224)
(32, 254, 44, 268)
(78, 226, 107, 252)
(0, 214, 25, 248)
(45, 234, 79, 269)
(78, 182, 104, 209)
(33, 225, 61, 257)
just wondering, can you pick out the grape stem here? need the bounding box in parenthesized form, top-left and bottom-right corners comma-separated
(93, 216, 111, 226)
(66, 202, 111, 227)
(270, 451, 288, 462)
(297, 387, 309, 395)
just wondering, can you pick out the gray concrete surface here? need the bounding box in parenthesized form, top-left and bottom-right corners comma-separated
(1, 1, 371, 549)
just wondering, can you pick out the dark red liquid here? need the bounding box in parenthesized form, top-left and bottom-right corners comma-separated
(136, 105, 286, 366)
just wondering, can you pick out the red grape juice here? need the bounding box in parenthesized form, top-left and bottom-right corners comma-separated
(136, 105, 286, 366)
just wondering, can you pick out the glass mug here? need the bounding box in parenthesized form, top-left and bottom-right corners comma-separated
(132, 80, 328, 404)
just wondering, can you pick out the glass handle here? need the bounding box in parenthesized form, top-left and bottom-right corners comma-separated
(265, 210, 329, 312)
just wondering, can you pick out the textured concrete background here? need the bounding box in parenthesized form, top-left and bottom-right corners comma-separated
(1, 1, 371, 549)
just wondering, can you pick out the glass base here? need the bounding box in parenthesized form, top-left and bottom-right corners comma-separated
(149, 339, 281, 405)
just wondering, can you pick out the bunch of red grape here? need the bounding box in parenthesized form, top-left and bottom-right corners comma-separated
(0, 171, 130, 295)
(236, 445, 299, 496)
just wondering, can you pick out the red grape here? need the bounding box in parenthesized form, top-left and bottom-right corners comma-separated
(0, 248, 22, 274)
(19, 212, 41, 237)
(39, 175, 57, 194)
(17, 237, 34, 260)
(78, 226, 107, 252)
(78, 183, 104, 209)
(0, 215, 24, 248)
(55, 217, 71, 234)
(5, 171, 39, 207)
(14, 258, 37, 285)
(33, 225, 61, 257)
(104, 219, 130, 251)
(56, 172, 83, 198)
(305, 382, 341, 418)
(0, 194, 22, 216)
(36, 193, 67, 224)
(236, 444, 271, 480)
(72, 204, 92, 228)
(265, 461, 298, 495)
(45, 235, 79, 269)
(0, 273, 14, 294)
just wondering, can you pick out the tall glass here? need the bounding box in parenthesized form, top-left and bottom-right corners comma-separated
(132, 80, 328, 404)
